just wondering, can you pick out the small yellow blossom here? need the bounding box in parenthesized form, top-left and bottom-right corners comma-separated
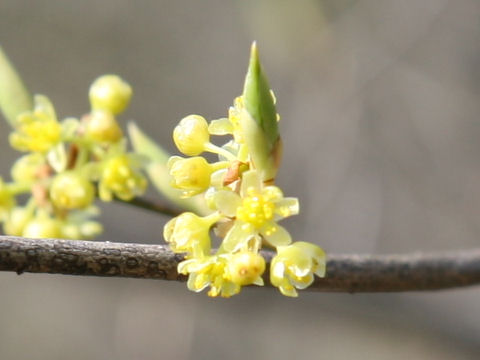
(9, 95, 61, 153)
(215, 170, 298, 252)
(50, 172, 95, 210)
(99, 154, 147, 201)
(89, 75, 132, 115)
(178, 255, 241, 297)
(164, 212, 221, 256)
(270, 242, 326, 297)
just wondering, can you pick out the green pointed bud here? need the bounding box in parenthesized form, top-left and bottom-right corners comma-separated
(242, 42, 281, 181)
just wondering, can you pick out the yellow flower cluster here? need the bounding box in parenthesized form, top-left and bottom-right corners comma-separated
(1, 75, 146, 239)
(164, 46, 326, 297)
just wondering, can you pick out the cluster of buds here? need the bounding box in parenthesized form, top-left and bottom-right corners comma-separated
(1, 75, 146, 239)
(164, 43, 326, 297)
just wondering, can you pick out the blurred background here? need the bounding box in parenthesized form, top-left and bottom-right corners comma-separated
(1, 0, 480, 358)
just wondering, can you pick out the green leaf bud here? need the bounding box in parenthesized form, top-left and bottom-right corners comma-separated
(242, 42, 281, 181)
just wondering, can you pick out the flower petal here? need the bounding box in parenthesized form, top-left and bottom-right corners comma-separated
(252, 276, 264, 286)
(222, 221, 254, 252)
(208, 118, 233, 135)
(289, 273, 314, 289)
(261, 222, 292, 247)
(270, 260, 285, 285)
(262, 186, 283, 201)
(294, 241, 326, 274)
(240, 170, 262, 197)
(213, 190, 241, 217)
(274, 197, 299, 219)
(279, 284, 298, 297)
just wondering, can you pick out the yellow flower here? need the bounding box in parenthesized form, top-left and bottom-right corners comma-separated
(9, 95, 61, 153)
(270, 242, 326, 297)
(213, 170, 299, 252)
(164, 212, 220, 256)
(89, 75, 132, 115)
(98, 154, 147, 201)
(178, 251, 265, 297)
(50, 172, 95, 210)
(85, 110, 123, 143)
(173, 115, 210, 156)
(178, 255, 241, 297)
(167, 156, 228, 197)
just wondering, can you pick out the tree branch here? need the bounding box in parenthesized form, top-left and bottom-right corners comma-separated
(0, 235, 479, 293)
(113, 196, 182, 217)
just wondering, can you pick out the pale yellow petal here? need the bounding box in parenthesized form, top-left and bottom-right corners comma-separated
(240, 170, 262, 197)
(261, 222, 292, 247)
(274, 197, 299, 219)
(213, 190, 241, 217)
(208, 118, 233, 135)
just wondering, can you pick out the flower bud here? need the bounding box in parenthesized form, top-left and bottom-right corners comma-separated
(168, 156, 212, 197)
(86, 110, 123, 143)
(89, 75, 132, 115)
(241, 42, 281, 181)
(173, 115, 210, 156)
(50, 172, 95, 210)
(11, 153, 45, 183)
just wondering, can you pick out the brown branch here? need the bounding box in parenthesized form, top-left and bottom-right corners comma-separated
(0, 235, 479, 293)
(113, 196, 182, 217)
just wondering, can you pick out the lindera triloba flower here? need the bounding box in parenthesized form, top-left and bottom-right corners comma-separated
(0, 43, 326, 297)
(0, 72, 147, 239)
(163, 43, 326, 297)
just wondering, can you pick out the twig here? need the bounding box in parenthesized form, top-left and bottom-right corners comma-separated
(113, 196, 182, 217)
(1, 236, 479, 293)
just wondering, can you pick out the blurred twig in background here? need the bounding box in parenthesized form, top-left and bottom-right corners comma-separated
(114, 196, 182, 218)
(0, 235, 479, 293)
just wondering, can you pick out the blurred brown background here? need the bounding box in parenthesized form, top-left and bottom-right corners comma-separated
(1, 0, 480, 359)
